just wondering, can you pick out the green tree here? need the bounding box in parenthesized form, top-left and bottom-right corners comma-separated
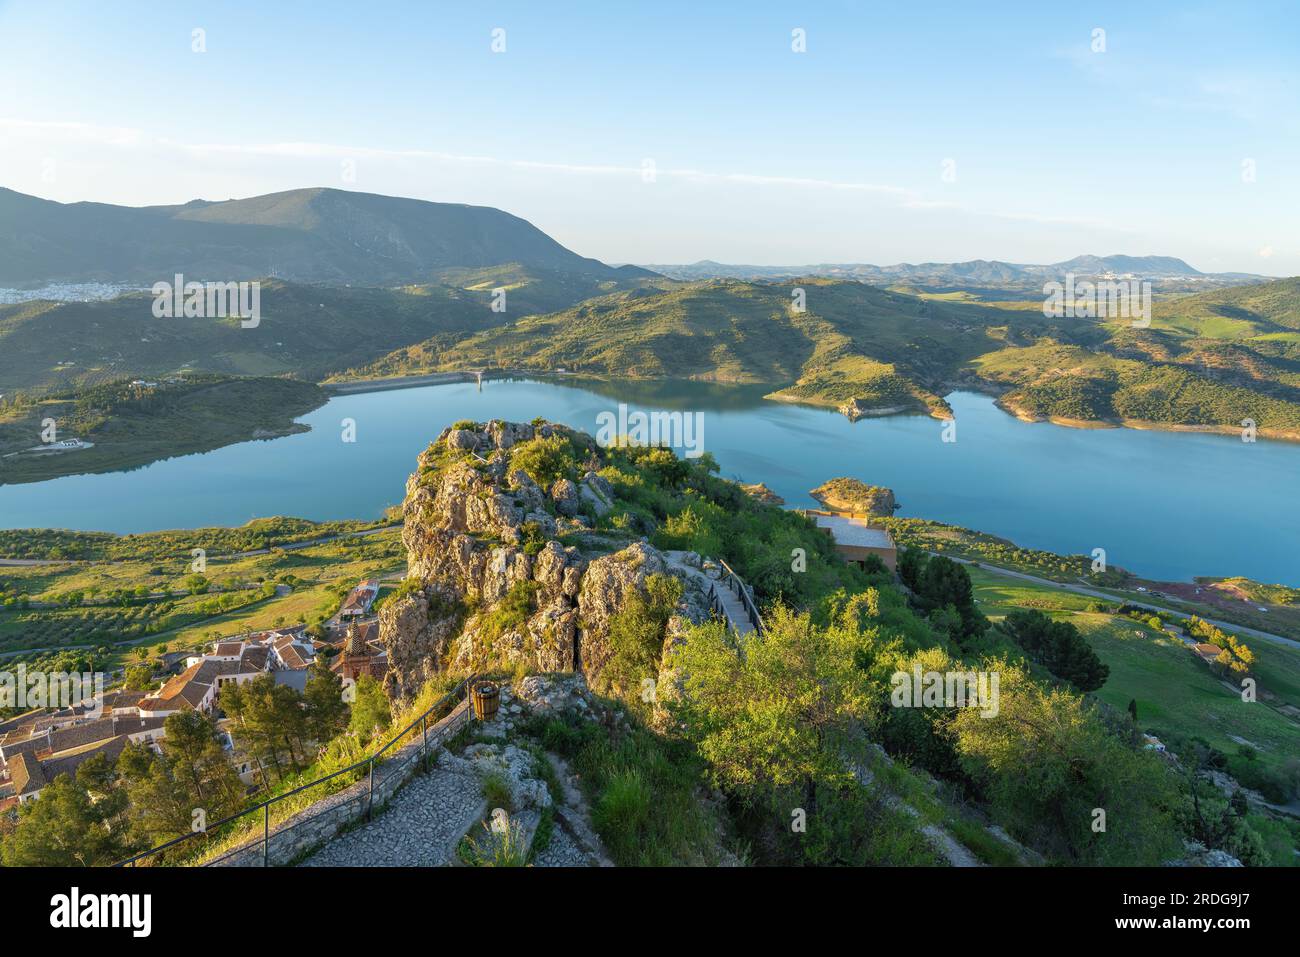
(124, 662, 155, 691)
(601, 573, 683, 704)
(1002, 609, 1109, 692)
(304, 656, 349, 743)
(915, 555, 987, 646)
(1, 774, 126, 866)
(221, 674, 310, 781)
(348, 673, 391, 741)
(118, 715, 244, 848)
(669, 602, 878, 810)
(951, 664, 1179, 865)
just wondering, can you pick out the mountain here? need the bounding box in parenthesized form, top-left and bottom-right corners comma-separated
(642, 255, 1261, 291)
(1047, 254, 1201, 277)
(0, 187, 640, 285)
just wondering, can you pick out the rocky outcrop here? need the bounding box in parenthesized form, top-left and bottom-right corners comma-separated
(380, 588, 463, 703)
(379, 420, 708, 705)
(576, 542, 669, 679)
(740, 483, 785, 506)
(1169, 841, 1244, 867)
(810, 477, 898, 516)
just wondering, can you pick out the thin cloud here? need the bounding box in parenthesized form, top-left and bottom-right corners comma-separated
(0, 116, 1137, 236)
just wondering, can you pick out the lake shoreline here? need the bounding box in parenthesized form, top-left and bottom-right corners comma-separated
(1, 381, 1296, 587)
(328, 368, 1300, 444)
(995, 396, 1300, 443)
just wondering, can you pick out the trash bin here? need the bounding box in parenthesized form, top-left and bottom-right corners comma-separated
(472, 681, 500, 720)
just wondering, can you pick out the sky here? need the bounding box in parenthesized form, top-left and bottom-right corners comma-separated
(0, 0, 1296, 273)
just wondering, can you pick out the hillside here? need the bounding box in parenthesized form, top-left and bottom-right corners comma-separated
(391, 279, 1029, 417)
(0, 376, 327, 484)
(0, 187, 642, 285)
(373, 275, 1300, 436)
(0, 280, 498, 394)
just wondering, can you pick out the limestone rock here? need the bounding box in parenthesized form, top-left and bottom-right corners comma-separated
(551, 478, 580, 516)
(578, 472, 614, 516)
(487, 420, 535, 450)
(445, 428, 485, 452)
(382, 419, 709, 693)
(577, 541, 669, 681)
(740, 483, 785, 506)
(380, 587, 463, 705)
(810, 477, 899, 516)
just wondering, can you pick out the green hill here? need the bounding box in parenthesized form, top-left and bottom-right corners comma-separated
(370, 275, 1300, 435)
(0, 375, 326, 484)
(406, 278, 1030, 416)
(0, 280, 507, 394)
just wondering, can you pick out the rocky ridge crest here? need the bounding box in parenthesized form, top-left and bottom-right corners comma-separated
(380, 420, 709, 704)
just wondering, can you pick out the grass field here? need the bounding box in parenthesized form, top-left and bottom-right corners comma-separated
(1081, 619, 1295, 764)
(0, 530, 407, 666)
(969, 566, 1300, 780)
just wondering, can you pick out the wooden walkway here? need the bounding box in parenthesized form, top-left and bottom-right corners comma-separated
(664, 551, 763, 637)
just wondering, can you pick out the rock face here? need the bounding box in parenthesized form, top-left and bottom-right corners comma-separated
(379, 419, 707, 705)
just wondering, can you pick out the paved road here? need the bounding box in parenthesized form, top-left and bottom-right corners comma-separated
(944, 553, 1300, 651)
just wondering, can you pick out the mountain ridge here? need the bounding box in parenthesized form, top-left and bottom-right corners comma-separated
(0, 186, 644, 285)
(643, 254, 1268, 286)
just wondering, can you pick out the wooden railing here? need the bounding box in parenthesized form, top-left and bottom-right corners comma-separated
(709, 559, 765, 637)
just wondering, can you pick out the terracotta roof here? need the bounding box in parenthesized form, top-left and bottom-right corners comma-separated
(275, 643, 309, 670)
(158, 661, 202, 695)
(213, 642, 244, 657)
(10, 752, 47, 796)
(141, 662, 208, 712)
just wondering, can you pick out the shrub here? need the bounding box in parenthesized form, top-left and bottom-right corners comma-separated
(509, 434, 581, 487)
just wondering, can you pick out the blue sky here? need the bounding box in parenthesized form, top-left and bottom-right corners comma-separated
(0, 0, 1296, 272)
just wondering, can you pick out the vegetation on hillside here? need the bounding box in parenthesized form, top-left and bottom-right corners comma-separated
(0, 375, 327, 484)
(368, 275, 1300, 435)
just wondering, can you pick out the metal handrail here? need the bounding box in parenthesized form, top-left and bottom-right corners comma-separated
(115, 673, 476, 867)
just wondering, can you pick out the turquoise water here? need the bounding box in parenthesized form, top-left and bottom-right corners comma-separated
(0, 377, 1296, 585)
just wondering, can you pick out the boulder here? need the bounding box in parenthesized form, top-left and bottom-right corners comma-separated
(445, 428, 484, 452)
(578, 474, 614, 516)
(487, 420, 535, 450)
(550, 478, 580, 517)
